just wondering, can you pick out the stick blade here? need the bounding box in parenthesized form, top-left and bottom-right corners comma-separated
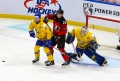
(67, 53, 77, 58)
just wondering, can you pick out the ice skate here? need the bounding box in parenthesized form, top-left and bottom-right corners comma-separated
(32, 58, 39, 63)
(46, 61, 55, 66)
(62, 57, 71, 66)
(44, 60, 49, 64)
(102, 60, 108, 66)
(62, 61, 70, 66)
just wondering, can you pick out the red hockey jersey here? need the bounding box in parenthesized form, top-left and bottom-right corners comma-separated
(46, 14, 67, 36)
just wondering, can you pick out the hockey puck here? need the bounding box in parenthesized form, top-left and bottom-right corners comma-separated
(2, 60, 5, 62)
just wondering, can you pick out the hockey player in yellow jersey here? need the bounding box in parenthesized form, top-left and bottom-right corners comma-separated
(66, 26, 107, 66)
(29, 13, 54, 66)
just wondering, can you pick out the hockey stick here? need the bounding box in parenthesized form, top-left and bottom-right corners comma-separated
(53, 47, 77, 59)
(98, 44, 116, 49)
(41, 38, 75, 58)
(72, 43, 77, 54)
(57, 40, 76, 58)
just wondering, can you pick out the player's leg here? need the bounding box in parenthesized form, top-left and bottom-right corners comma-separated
(50, 36, 57, 55)
(42, 40, 54, 66)
(32, 45, 40, 63)
(43, 47, 55, 66)
(84, 46, 107, 66)
(58, 48, 68, 60)
(32, 40, 42, 63)
(57, 35, 71, 66)
(71, 47, 84, 63)
(58, 48, 71, 66)
(58, 35, 68, 61)
(44, 36, 57, 64)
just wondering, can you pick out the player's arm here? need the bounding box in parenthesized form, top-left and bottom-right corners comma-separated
(46, 14, 54, 20)
(45, 25, 53, 40)
(29, 21, 34, 30)
(43, 14, 54, 23)
(29, 21, 35, 38)
(70, 28, 75, 36)
(65, 28, 75, 44)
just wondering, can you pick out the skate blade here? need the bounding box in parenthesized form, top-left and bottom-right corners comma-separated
(71, 59, 79, 63)
(45, 65, 55, 68)
(61, 64, 70, 68)
(103, 63, 108, 66)
(32, 61, 39, 65)
(44, 62, 49, 65)
(79, 58, 83, 61)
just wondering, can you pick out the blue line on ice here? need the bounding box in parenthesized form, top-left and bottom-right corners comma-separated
(6, 23, 29, 31)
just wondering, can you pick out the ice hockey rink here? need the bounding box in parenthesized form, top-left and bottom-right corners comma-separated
(0, 18, 120, 81)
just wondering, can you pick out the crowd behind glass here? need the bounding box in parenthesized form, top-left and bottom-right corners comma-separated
(94, 0, 120, 4)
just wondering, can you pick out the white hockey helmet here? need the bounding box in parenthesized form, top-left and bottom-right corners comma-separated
(81, 26, 88, 36)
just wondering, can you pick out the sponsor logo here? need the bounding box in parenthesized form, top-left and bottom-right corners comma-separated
(83, 3, 94, 15)
(24, 0, 62, 14)
(83, 3, 120, 16)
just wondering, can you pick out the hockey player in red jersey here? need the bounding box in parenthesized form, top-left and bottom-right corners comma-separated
(43, 9, 70, 66)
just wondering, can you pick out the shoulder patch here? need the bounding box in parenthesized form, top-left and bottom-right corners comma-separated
(42, 24, 47, 29)
(63, 21, 66, 24)
(31, 20, 34, 23)
(31, 19, 34, 22)
(31, 20, 35, 25)
(74, 27, 78, 31)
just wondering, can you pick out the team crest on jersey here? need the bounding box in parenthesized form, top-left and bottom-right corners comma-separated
(24, 0, 62, 15)
(54, 26, 60, 31)
(81, 41, 86, 45)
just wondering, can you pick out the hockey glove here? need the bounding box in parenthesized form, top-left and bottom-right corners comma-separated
(43, 17, 49, 23)
(89, 40, 98, 50)
(43, 40, 52, 48)
(29, 31, 35, 38)
(65, 32, 75, 44)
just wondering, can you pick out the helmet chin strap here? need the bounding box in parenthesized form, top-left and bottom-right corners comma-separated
(35, 19, 41, 24)
(35, 21, 40, 24)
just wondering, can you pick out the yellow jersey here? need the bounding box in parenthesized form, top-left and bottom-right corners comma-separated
(70, 27, 97, 49)
(29, 19, 52, 40)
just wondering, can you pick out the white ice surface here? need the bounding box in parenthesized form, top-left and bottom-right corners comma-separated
(0, 18, 120, 81)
